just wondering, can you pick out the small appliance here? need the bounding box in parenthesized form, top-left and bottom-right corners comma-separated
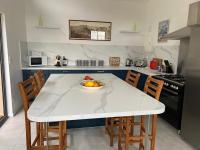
(150, 59, 158, 70)
(134, 58, 147, 67)
(125, 58, 133, 67)
(55, 55, 62, 67)
(29, 56, 47, 67)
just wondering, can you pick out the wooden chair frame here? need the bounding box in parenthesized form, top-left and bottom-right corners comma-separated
(125, 70, 141, 88)
(118, 76, 164, 150)
(34, 70, 46, 90)
(18, 76, 67, 150)
(105, 71, 141, 147)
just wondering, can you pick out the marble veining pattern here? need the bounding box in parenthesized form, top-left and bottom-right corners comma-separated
(20, 42, 146, 67)
(20, 42, 180, 73)
(28, 74, 165, 122)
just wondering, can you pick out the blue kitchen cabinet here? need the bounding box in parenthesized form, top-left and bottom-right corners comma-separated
(22, 69, 128, 81)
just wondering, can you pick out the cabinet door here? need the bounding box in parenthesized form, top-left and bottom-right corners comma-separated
(111, 70, 128, 80)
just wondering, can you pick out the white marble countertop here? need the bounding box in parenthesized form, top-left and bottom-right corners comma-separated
(22, 66, 167, 76)
(28, 74, 165, 122)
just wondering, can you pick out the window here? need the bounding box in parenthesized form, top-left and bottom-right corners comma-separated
(91, 31, 106, 40)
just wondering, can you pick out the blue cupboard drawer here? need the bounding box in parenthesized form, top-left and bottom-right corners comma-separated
(22, 70, 128, 81)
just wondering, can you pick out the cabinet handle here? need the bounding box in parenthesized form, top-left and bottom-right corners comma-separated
(62, 70, 69, 73)
(97, 70, 105, 73)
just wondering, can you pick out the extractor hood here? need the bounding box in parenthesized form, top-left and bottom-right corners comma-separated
(162, 1, 200, 40)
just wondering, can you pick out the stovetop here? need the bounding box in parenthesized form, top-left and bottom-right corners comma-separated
(154, 74, 185, 86)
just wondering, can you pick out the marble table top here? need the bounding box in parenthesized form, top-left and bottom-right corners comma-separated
(28, 74, 165, 122)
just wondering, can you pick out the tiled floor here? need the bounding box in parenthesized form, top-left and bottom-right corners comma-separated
(0, 110, 194, 150)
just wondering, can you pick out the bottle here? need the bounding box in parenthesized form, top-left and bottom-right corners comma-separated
(62, 56, 68, 66)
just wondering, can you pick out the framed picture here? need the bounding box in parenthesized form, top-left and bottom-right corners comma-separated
(69, 20, 112, 41)
(158, 20, 169, 42)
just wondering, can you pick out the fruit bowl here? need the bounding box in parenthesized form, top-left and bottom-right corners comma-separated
(81, 80, 104, 90)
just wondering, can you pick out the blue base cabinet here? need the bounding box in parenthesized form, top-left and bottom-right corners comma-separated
(22, 70, 128, 81)
(22, 69, 147, 128)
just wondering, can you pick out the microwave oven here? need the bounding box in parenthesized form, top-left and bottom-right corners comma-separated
(29, 56, 47, 66)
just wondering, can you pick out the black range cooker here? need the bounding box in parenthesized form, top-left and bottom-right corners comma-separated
(153, 75, 185, 131)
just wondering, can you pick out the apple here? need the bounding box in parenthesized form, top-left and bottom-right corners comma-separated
(84, 76, 93, 80)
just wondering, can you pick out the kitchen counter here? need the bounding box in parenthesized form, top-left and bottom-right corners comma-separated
(22, 66, 167, 76)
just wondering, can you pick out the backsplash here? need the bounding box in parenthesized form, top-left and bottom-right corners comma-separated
(20, 42, 146, 67)
(146, 45, 179, 73)
(20, 42, 179, 73)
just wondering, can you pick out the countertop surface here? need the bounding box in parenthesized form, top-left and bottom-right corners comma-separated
(22, 66, 168, 76)
(28, 74, 165, 122)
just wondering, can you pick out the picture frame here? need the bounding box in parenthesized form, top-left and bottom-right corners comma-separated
(69, 20, 112, 41)
(158, 20, 169, 42)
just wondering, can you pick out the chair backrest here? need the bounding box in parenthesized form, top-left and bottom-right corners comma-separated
(34, 70, 46, 90)
(125, 70, 141, 87)
(144, 76, 164, 100)
(18, 76, 39, 113)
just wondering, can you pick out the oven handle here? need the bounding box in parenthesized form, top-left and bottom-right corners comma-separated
(162, 87, 179, 95)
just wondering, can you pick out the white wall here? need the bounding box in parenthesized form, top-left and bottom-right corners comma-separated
(144, 0, 191, 48)
(25, 0, 148, 46)
(0, 0, 27, 116)
(143, 0, 194, 73)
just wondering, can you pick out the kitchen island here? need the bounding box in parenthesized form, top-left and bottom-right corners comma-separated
(22, 66, 166, 128)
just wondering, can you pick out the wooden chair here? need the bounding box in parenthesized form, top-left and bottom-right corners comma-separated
(105, 71, 141, 146)
(125, 70, 141, 88)
(34, 70, 46, 90)
(118, 76, 164, 150)
(18, 76, 67, 150)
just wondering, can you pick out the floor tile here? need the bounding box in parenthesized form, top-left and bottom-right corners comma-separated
(0, 110, 195, 150)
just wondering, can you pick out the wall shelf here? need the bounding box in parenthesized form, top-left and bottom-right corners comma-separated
(120, 30, 140, 34)
(35, 26, 60, 30)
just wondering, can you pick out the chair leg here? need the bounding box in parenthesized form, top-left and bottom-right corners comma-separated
(25, 119, 31, 150)
(130, 116, 134, 136)
(125, 117, 131, 150)
(64, 122, 67, 150)
(110, 119, 115, 146)
(59, 122, 64, 150)
(139, 116, 145, 150)
(118, 118, 123, 150)
(150, 115, 158, 150)
(39, 123, 44, 146)
(105, 118, 114, 147)
(36, 122, 40, 146)
(105, 118, 108, 134)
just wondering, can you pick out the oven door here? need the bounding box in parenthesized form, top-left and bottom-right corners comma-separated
(160, 87, 179, 111)
(160, 87, 182, 129)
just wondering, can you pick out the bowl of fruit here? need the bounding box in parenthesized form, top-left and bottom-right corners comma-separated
(81, 76, 104, 90)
